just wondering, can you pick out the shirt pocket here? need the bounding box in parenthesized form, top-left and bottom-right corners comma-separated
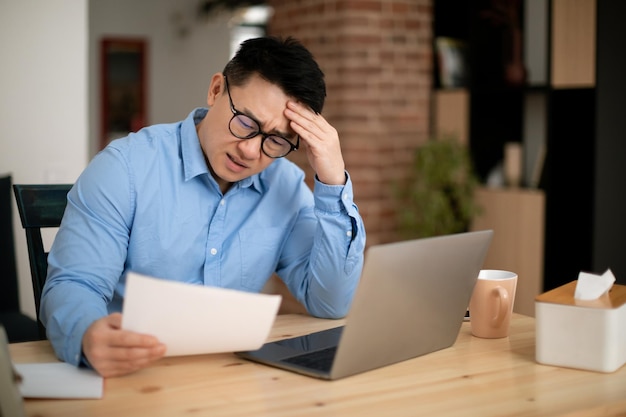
(237, 227, 285, 291)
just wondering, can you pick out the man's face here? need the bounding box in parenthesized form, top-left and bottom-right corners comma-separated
(198, 73, 297, 191)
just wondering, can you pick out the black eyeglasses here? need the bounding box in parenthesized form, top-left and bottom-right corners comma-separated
(223, 76, 299, 159)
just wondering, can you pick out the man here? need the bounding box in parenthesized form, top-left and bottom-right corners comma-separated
(41, 36, 366, 377)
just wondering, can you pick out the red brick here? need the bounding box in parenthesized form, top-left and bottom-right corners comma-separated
(267, 0, 433, 246)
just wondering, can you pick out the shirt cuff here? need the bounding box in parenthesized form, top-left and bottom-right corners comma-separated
(313, 171, 355, 214)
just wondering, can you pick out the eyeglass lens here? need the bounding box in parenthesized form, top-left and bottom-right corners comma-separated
(229, 115, 294, 158)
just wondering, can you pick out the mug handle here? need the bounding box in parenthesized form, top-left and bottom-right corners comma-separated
(490, 286, 510, 328)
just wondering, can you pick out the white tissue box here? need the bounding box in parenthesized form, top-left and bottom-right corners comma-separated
(535, 281, 626, 373)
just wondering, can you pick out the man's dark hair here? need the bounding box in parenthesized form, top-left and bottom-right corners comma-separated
(223, 36, 326, 114)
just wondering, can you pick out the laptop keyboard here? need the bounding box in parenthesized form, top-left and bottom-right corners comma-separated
(282, 346, 337, 372)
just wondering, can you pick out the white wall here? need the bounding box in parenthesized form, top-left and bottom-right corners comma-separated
(0, 0, 89, 318)
(1, 0, 233, 318)
(89, 0, 233, 156)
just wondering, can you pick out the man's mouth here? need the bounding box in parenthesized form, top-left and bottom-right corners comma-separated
(227, 153, 248, 170)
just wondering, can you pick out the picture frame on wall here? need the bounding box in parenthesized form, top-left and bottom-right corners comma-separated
(100, 38, 148, 150)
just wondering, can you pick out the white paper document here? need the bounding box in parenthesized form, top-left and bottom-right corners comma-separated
(122, 272, 282, 357)
(14, 362, 103, 399)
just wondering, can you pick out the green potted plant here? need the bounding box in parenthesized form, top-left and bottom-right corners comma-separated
(395, 136, 482, 239)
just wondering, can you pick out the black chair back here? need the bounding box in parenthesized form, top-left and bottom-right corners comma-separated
(0, 176, 19, 313)
(0, 176, 41, 342)
(12, 184, 72, 339)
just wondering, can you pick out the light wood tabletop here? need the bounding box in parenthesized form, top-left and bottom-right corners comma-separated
(9, 313, 626, 417)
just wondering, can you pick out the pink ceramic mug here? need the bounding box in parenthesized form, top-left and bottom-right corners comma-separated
(469, 270, 518, 338)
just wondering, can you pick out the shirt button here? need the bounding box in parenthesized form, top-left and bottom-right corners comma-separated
(210, 248, 218, 255)
(343, 193, 349, 200)
(220, 199, 225, 206)
(346, 230, 352, 237)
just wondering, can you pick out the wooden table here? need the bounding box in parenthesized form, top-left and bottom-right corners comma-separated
(9, 314, 626, 417)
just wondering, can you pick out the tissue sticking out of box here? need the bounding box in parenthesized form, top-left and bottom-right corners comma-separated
(574, 269, 616, 300)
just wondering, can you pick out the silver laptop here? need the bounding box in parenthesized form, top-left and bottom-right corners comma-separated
(236, 229, 493, 380)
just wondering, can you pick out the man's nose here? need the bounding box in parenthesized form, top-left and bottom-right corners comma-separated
(237, 135, 263, 159)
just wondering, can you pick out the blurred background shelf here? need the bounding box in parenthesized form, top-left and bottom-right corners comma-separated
(433, 0, 626, 292)
(470, 187, 545, 317)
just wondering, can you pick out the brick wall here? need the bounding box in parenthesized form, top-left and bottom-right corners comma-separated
(266, 0, 433, 246)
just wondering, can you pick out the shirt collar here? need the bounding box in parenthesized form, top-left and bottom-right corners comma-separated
(181, 108, 209, 181)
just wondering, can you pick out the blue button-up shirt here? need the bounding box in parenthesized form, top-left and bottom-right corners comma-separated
(42, 108, 366, 366)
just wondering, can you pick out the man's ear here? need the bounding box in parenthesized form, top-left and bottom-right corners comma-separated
(207, 73, 224, 106)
